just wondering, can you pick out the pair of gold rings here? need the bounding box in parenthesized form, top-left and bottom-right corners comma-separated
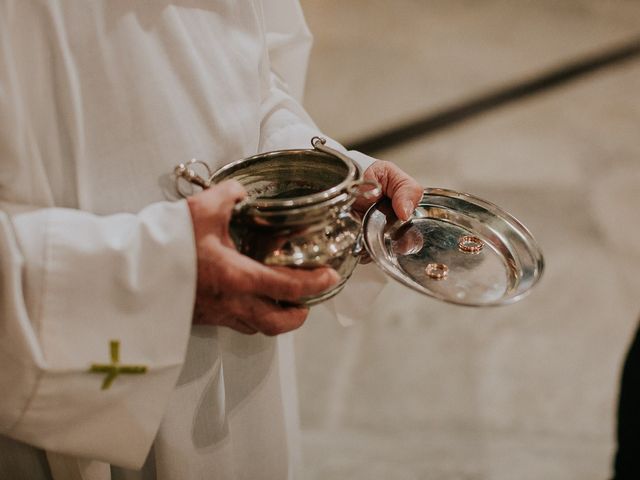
(424, 235, 484, 280)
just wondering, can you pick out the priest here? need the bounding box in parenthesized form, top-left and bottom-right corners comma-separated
(0, 1, 423, 479)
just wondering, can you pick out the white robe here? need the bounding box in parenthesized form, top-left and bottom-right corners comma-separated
(0, 1, 377, 479)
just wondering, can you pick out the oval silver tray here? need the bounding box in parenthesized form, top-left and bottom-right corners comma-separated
(363, 188, 544, 306)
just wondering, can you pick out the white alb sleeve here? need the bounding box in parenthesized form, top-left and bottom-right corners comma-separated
(0, 200, 196, 469)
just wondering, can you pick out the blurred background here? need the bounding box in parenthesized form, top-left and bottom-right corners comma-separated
(293, 1, 640, 479)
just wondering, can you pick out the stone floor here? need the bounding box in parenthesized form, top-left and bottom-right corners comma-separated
(294, 1, 640, 479)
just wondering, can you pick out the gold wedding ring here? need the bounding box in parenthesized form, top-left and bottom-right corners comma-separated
(425, 263, 448, 280)
(458, 235, 484, 254)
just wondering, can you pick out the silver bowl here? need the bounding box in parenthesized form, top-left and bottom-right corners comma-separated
(176, 137, 379, 305)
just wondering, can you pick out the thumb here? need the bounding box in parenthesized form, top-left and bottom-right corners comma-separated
(201, 180, 248, 224)
(188, 180, 247, 243)
(366, 161, 423, 221)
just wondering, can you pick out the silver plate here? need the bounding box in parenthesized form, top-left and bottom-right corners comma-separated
(363, 188, 544, 306)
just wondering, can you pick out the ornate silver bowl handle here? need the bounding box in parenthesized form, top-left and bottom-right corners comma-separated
(174, 159, 213, 195)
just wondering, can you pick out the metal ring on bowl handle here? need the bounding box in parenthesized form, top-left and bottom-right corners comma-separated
(311, 136, 364, 174)
(174, 160, 249, 217)
(311, 136, 327, 148)
(174, 159, 214, 197)
(173, 162, 251, 216)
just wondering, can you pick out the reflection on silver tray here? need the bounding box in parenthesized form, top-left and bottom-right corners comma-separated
(362, 188, 544, 306)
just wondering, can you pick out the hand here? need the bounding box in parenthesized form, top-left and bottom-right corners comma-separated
(353, 160, 423, 220)
(186, 181, 340, 336)
(353, 160, 423, 264)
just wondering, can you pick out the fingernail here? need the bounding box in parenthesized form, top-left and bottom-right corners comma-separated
(326, 269, 340, 283)
(401, 200, 414, 220)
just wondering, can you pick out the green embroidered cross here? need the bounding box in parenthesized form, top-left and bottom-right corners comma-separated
(88, 340, 147, 390)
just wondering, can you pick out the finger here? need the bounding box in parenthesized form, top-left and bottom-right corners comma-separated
(189, 180, 248, 249)
(213, 179, 247, 204)
(232, 296, 310, 336)
(204, 313, 260, 335)
(227, 318, 259, 335)
(192, 294, 261, 335)
(219, 248, 340, 302)
(352, 176, 383, 214)
(392, 224, 424, 256)
(190, 180, 247, 227)
(366, 161, 423, 221)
